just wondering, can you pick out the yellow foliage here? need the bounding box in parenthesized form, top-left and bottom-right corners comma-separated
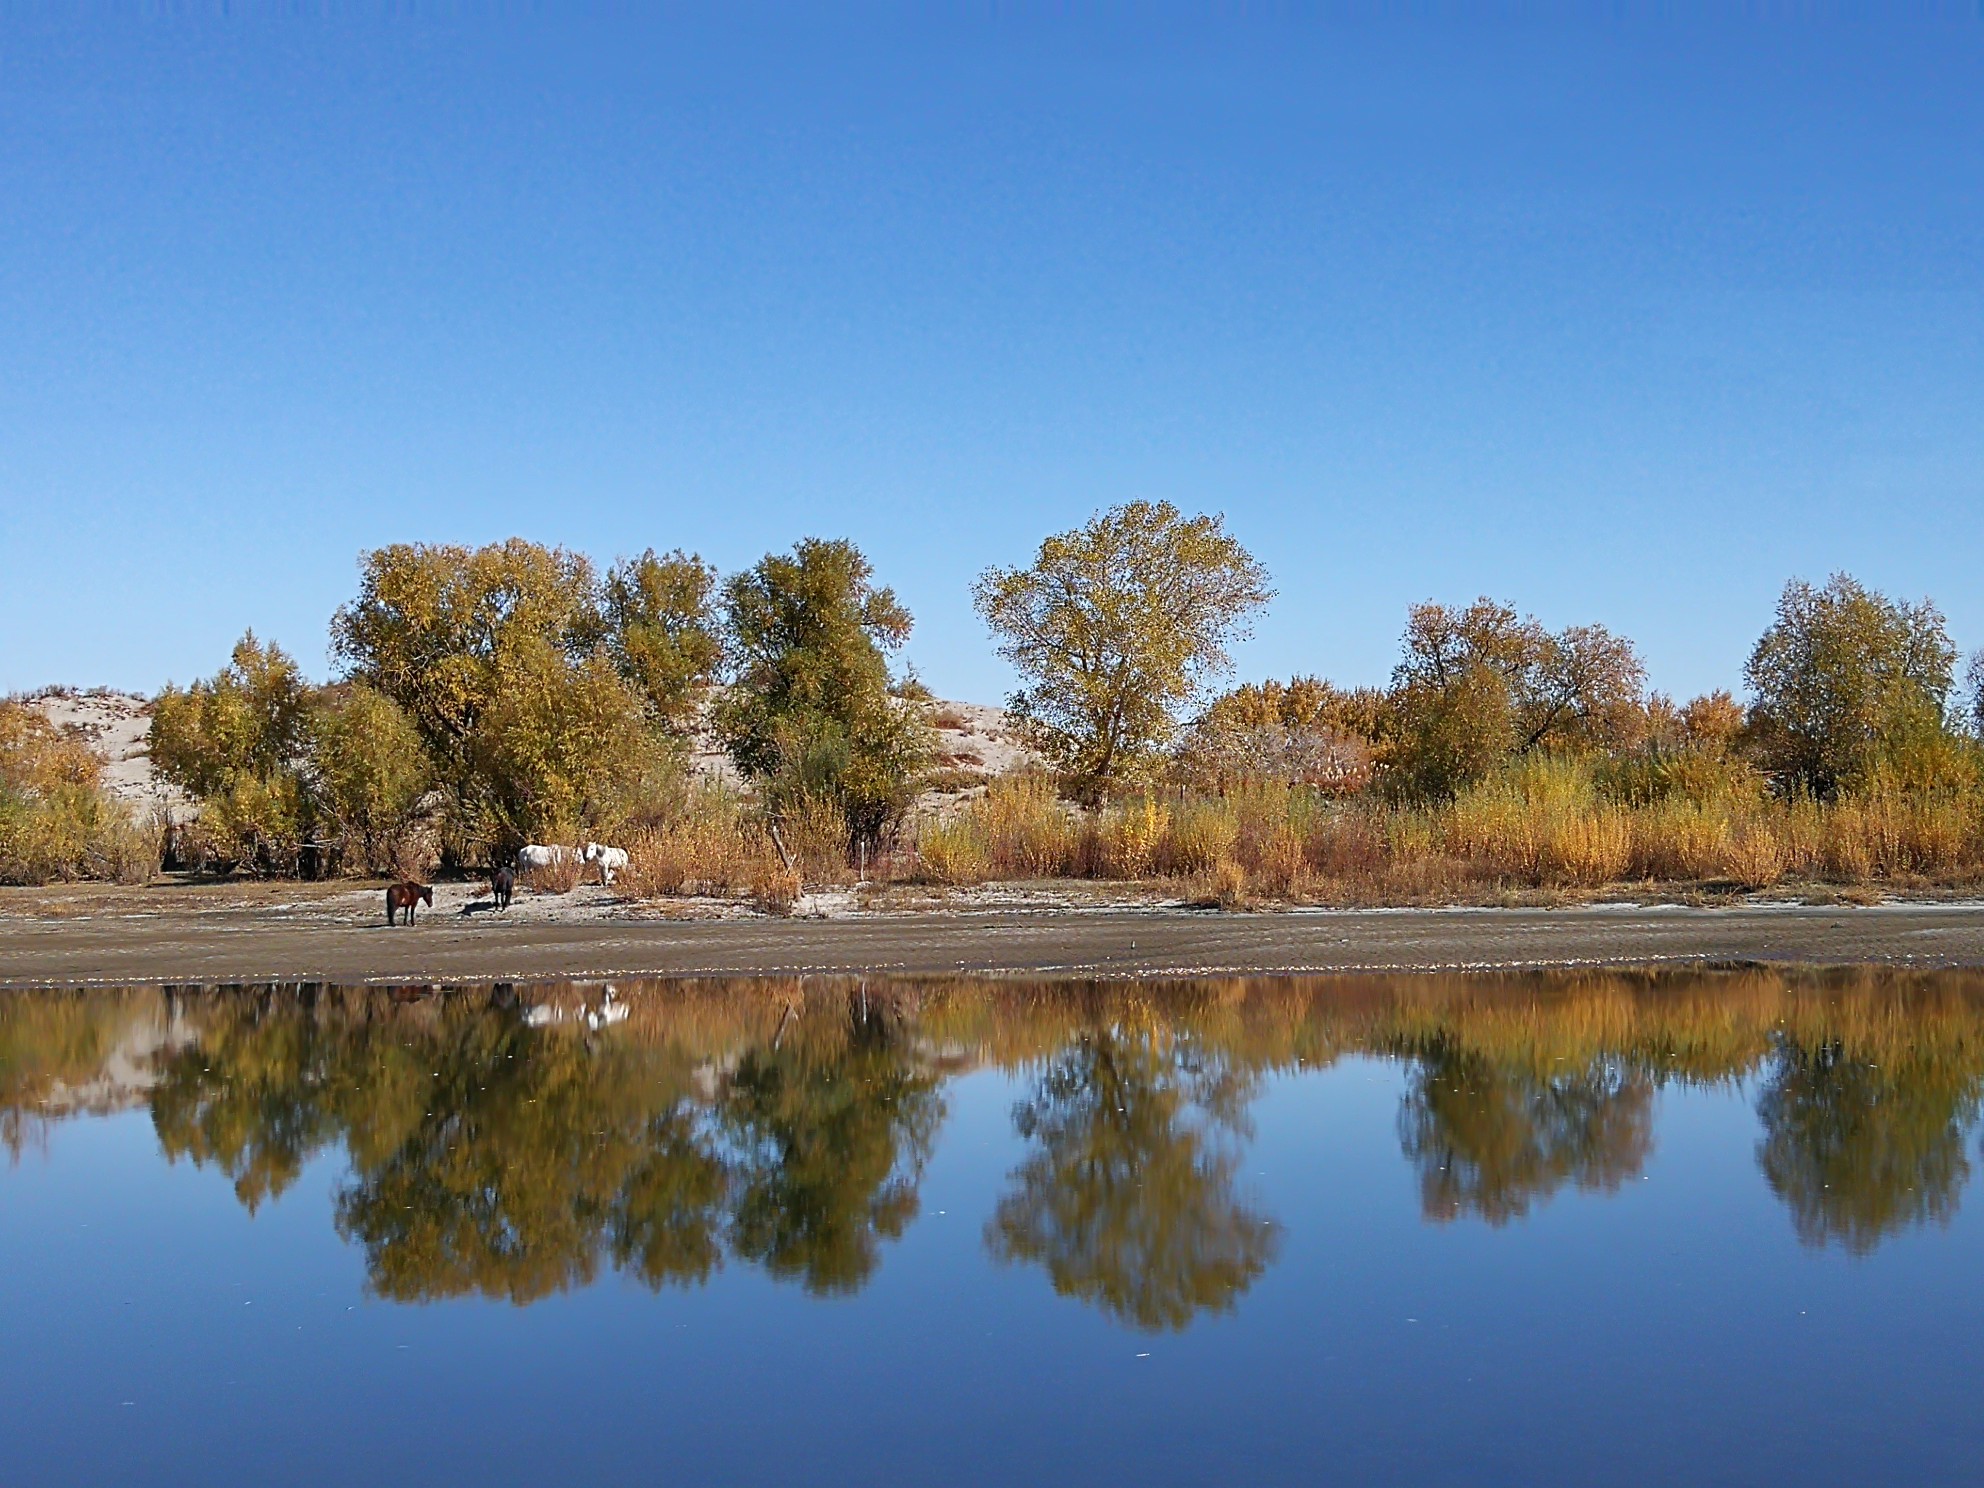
(915, 817, 991, 884)
(0, 702, 156, 885)
(1101, 796, 1170, 877)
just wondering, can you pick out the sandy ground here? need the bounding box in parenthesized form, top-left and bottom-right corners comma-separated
(3, 878, 1984, 986)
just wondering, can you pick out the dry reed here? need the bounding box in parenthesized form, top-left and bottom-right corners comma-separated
(905, 757, 1984, 902)
(519, 853, 584, 895)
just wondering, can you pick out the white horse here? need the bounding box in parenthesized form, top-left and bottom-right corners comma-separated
(516, 844, 571, 873)
(582, 841, 629, 886)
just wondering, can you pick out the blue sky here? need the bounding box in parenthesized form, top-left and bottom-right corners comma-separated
(3, 10, 1980, 703)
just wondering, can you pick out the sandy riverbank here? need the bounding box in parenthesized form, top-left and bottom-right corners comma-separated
(3, 880, 1984, 985)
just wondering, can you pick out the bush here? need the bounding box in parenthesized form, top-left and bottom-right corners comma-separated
(976, 774, 1080, 876)
(617, 788, 783, 899)
(519, 854, 584, 895)
(1203, 857, 1250, 910)
(1159, 797, 1239, 876)
(775, 792, 854, 883)
(149, 634, 312, 874)
(1175, 678, 1381, 794)
(1440, 756, 1631, 886)
(0, 703, 158, 885)
(178, 774, 309, 876)
(1596, 745, 1765, 810)
(751, 863, 805, 916)
(914, 816, 992, 884)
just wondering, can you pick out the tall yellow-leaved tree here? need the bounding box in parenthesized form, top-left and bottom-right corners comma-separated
(974, 502, 1271, 804)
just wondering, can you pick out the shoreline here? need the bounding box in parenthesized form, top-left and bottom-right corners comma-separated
(4, 883, 1984, 986)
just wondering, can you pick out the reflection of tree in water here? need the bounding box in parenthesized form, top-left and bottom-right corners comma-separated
(3, 989, 190, 1160)
(150, 986, 425, 1213)
(1755, 1037, 1981, 1255)
(329, 1018, 706, 1303)
(147, 986, 939, 1304)
(719, 1007, 943, 1295)
(1397, 1039, 1653, 1224)
(606, 1108, 732, 1289)
(986, 1024, 1280, 1331)
(39, 969, 1984, 1303)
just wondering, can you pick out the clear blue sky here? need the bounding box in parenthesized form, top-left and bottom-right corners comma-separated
(3, 11, 1980, 704)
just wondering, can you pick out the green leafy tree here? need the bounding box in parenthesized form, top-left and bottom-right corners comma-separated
(602, 549, 724, 731)
(1385, 599, 1646, 800)
(974, 502, 1272, 804)
(1742, 574, 1958, 798)
(331, 541, 685, 852)
(716, 538, 930, 846)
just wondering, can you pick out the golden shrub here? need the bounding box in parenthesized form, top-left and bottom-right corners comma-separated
(1100, 796, 1169, 878)
(1161, 798, 1239, 876)
(1726, 821, 1786, 889)
(915, 816, 991, 884)
(520, 854, 583, 895)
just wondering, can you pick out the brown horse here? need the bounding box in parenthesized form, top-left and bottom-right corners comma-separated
(385, 881, 433, 926)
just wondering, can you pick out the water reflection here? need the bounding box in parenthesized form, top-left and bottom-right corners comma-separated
(1755, 1036, 1980, 1255)
(136, 985, 942, 1304)
(987, 1016, 1279, 1330)
(6, 969, 1984, 1321)
(1396, 1041, 1654, 1224)
(716, 1000, 941, 1294)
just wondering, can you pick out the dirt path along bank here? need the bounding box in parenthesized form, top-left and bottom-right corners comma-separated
(3, 888, 1983, 986)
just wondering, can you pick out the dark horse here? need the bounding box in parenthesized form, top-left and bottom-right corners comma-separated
(491, 864, 515, 911)
(385, 881, 433, 926)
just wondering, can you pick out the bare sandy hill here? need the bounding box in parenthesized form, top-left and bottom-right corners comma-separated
(20, 690, 189, 819)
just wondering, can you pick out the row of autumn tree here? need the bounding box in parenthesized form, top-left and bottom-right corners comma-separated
(1178, 576, 1981, 807)
(148, 537, 926, 872)
(146, 500, 1984, 875)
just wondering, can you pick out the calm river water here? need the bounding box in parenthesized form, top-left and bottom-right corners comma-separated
(4, 969, 1983, 1486)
